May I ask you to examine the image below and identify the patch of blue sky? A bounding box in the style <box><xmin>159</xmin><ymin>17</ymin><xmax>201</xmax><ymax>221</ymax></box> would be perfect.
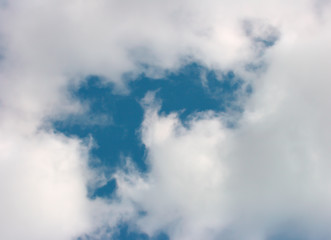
<box><xmin>78</xmin><ymin>224</ymin><xmax>168</xmax><ymax>240</ymax></box>
<box><xmin>54</xmin><ymin>63</ymin><xmax>246</xmax><ymax>198</ymax></box>
<box><xmin>112</xmin><ymin>224</ymin><xmax>169</xmax><ymax>240</ymax></box>
<box><xmin>54</xmin><ymin>76</ymin><xmax>146</xmax><ymax>172</ymax></box>
<box><xmin>132</xmin><ymin>63</ymin><xmax>244</xmax><ymax>121</ymax></box>
<box><xmin>53</xmin><ymin>63</ymin><xmax>249</xmax><ymax>240</ymax></box>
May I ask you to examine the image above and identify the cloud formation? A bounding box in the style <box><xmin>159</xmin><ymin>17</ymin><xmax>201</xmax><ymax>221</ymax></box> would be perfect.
<box><xmin>1</xmin><ymin>0</ymin><xmax>331</xmax><ymax>239</ymax></box>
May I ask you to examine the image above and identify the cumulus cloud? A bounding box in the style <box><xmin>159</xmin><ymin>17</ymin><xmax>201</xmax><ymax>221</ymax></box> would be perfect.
<box><xmin>113</xmin><ymin>77</ymin><xmax>331</xmax><ymax>240</ymax></box>
<box><xmin>1</xmin><ymin>0</ymin><xmax>331</xmax><ymax>239</ymax></box>
<box><xmin>0</xmin><ymin>129</ymin><xmax>91</xmax><ymax>240</ymax></box>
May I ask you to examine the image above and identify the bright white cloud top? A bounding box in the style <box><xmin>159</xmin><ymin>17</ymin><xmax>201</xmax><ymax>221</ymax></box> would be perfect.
<box><xmin>1</xmin><ymin>0</ymin><xmax>331</xmax><ymax>239</ymax></box>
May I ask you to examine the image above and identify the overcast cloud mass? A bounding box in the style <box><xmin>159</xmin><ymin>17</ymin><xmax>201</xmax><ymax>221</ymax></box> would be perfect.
<box><xmin>1</xmin><ymin>0</ymin><xmax>331</xmax><ymax>239</ymax></box>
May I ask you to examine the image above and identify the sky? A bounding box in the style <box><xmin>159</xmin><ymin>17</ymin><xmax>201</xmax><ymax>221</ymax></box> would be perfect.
<box><xmin>1</xmin><ymin>0</ymin><xmax>331</xmax><ymax>240</ymax></box>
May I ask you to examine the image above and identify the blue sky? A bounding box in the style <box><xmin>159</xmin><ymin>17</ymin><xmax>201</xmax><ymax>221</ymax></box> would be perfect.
<box><xmin>1</xmin><ymin>1</ymin><xmax>331</xmax><ymax>240</ymax></box>
<box><xmin>54</xmin><ymin>64</ymin><xmax>244</xmax><ymax>240</ymax></box>
<box><xmin>54</xmin><ymin>64</ymin><xmax>244</xmax><ymax>239</ymax></box>
<box><xmin>54</xmin><ymin>64</ymin><xmax>243</xmax><ymax>173</ymax></box>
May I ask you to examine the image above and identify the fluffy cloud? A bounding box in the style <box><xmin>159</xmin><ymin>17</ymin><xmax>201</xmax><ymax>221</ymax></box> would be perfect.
<box><xmin>112</xmin><ymin>6</ymin><xmax>331</xmax><ymax>239</ymax></box>
<box><xmin>0</xmin><ymin>128</ymin><xmax>91</xmax><ymax>240</ymax></box>
<box><xmin>1</xmin><ymin>0</ymin><xmax>331</xmax><ymax>239</ymax></box>
<box><xmin>114</xmin><ymin>75</ymin><xmax>331</xmax><ymax>239</ymax></box>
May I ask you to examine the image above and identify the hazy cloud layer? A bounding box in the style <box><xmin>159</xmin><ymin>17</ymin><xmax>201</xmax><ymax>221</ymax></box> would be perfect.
<box><xmin>1</xmin><ymin>0</ymin><xmax>331</xmax><ymax>239</ymax></box>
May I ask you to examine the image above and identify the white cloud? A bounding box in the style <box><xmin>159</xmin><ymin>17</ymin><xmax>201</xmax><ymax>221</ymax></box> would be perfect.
<box><xmin>1</xmin><ymin>0</ymin><xmax>331</xmax><ymax>239</ymax></box>
<box><xmin>111</xmin><ymin>7</ymin><xmax>331</xmax><ymax>239</ymax></box>
<box><xmin>114</xmin><ymin>67</ymin><xmax>331</xmax><ymax>238</ymax></box>
<box><xmin>0</xmin><ymin>124</ymin><xmax>92</xmax><ymax>239</ymax></box>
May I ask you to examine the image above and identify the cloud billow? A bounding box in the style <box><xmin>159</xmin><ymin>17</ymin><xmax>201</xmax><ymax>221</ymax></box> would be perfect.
<box><xmin>1</xmin><ymin>0</ymin><xmax>331</xmax><ymax>239</ymax></box>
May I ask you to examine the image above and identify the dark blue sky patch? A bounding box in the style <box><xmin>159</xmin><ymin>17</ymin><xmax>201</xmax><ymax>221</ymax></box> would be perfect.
<box><xmin>77</xmin><ymin>225</ymin><xmax>169</xmax><ymax>240</ymax></box>
<box><xmin>54</xmin><ymin>63</ymin><xmax>246</xmax><ymax>200</ymax></box>
<box><xmin>90</xmin><ymin>178</ymin><xmax>117</xmax><ymax>199</ymax></box>
<box><xmin>131</xmin><ymin>63</ymin><xmax>243</xmax><ymax>121</ymax></box>
<box><xmin>112</xmin><ymin>224</ymin><xmax>169</xmax><ymax>240</ymax></box>
<box><xmin>112</xmin><ymin>224</ymin><xmax>149</xmax><ymax>240</ymax></box>
<box><xmin>54</xmin><ymin>76</ymin><xmax>146</xmax><ymax>171</ymax></box>
<box><xmin>55</xmin><ymin>63</ymin><xmax>248</xmax><ymax>240</ymax></box>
